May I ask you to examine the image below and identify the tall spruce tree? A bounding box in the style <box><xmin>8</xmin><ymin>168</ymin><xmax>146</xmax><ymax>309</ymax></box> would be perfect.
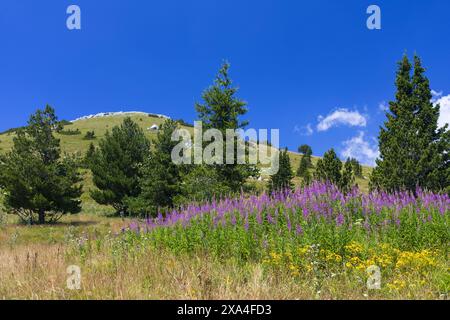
<box><xmin>371</xmin><ymin>54</ymin><xmax>449</xmax><ymax>192</ymax></box>
<box><xmin>349</xmin><ymin>158</ymin><xmax>363</xmax><ymax>178</ymax></box>
<box><xmin>127</xmin><ymin>119</ymin><xmax>183</xmax><ymax>216</ymax></box>
<box><xmin>314</xmin><ymin>148</ymin><xmax>342</xmax><ymax>185</ymax></box>
<box><xmin>195</xmin><ymin>62</ymin><xmax>258</xmax><ymax>192</ymax></box>
<box><xmin>412</xmin><ymin>56</ymin><xmax>449</xmax><ymax>192</ymax></box>
<box><xmin>297</xmin><ymin>144</ymin><xmax>313</xmax><ymax>183</ymax></box>
<box><xmin>89</xmin><ymin>117</ymin><xmax>150</xmax><ymax>213</ymax></box>
<box><xmin>268</xmin><ymin>148</ymin><xmax>294</xmax><ymax>193</ymax></box>
<box><xmin>298</xmin><ymin>144</ymin><xmax>313</xmax><ymax>167</ymax></box>
<box><xmin>0</xmin><ymin>106</ymin><xmax>82</xmax><ymax>224</ymax></box>
<box><xmin>340</xmin><ymin>158</ymin><xmax>355</xmax><ymax>193</ymax></box>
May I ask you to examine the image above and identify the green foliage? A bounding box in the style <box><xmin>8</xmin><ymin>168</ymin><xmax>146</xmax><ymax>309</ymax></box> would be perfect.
<box><xmin>340</xmin><ymin>158</ymin><xmax>356</xmax><ymax>193</ymax></box>
<box><xmin>297</xmin><ymin>144</ymin><xmax>313</xmax><ymax>184</ymax></box>
<box><xmin>83</xmin><ymin>142</ymin><xmax>96</xmax><ymax>168</ymax></box>
<box><xmin>127</xmin><ymin>119</ymin><xmax>183</xmax><ymax>216</ymax></box>
<box><xmin>174</xmin><ymin>165</ymin><xmax>232</xmax><ymax>206</ymax></box>
<box><xmin>58</xmin><ymin>120</ymin><xmax>73</xmax><ymax>127</ymax></box>
<box><xmin>89</xmin><ymin>117</ymin><xmax>150</xmax><ymax>213</ymax></box>
<box><xmin>371</xmin><ymin>55</ymin><xmax>449</xmax><ymax>193</ymax></box>
<box><xmin>83</xmin><ymin>130</ymin><xmax>96</xmax><ymax>140</ymax></box>
<box><xmin>58</xmin><ymin>128</ymin><xmax>81</xmax><ymax>136</ymax></box>
<box><xmin>314</xmin><ymin>149</ymin><xmax>342</xmax><ymax>186</ymax></box>
<box><xmin>174</xmin><ymin>119</ymin><xmax>194</xmax><ymax>128</ymax></box>
<box><xmin>349</xmin><ymin>158</ymin><xmax>363</xmax><ymax>178</ymax></box>
<box><xmin>0</xmin><ymin>105</ymin><xmax>82</xmax><ymax>224</ymax></box>
<box><xmin>268</xmin><ymin>148</ymin><xmax>294</xmax><ymax>193</ymax></box>
<box><xmin>195</xmin><ymin>61</ymin><xmax>258</xmax><ymax>192</ymax></box>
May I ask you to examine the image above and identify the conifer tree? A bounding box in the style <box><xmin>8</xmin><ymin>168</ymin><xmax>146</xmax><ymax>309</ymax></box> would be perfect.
<box><xmin>0</xmin><ymin>106</ymin><xmax>82</xmax><ymax>224</ymax></box>
<box><xmin>349</xmin><ymin>158</ymin><xmax>363</xmax><ymax>178</ymax></box>
<box><xmin>340</xmin><ymin>158</ymin><xmax>355</xmax><ymax>193</ymax></box>
<box><xmin>83</xmin><ymin>142</ymin><xmax>96</xmax><ymax>168</ymax></box>
<box><xmin>298</xmin><ymin>144</ymin><xmax>313</xmax><ymax>167</ymax></box>
<box><xmin>89</xmin><ymin>117</ymin><xmax>150</xmax><ymax>213</ymax></box>
<box><xmin>297</xmin><ymin>144</ymin><xmax>313</xmax><ymax>183</ymax></box>
<box><xmin>371</xmin><ymin>55</ymin><xmax>449</xmax><ymax>192</ymax></box>
<box><xmin>195</xmin><ymin>62</ymin><xmax>258</xmax><ymax>192</ymax></box>
<box><xmin>127</xmin><ymin>119</ymin><xmax>183</xmax><ymax>216</ymax></box>
<box><xmin>268</xmin><ymin>148</ymin><xmax>294</xmax><ymax>193</ymax></box>
<box><xmin>314</xmin><ymin>148</ymin><xmax>342</xmax><ymax>185</ymax></box>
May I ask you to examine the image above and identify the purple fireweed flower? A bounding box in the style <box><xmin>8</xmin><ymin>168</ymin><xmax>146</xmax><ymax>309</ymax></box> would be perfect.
<box><xmin>267</xmin><ymin>212</ymin><xmax>275</xmax><ymax>224</ymax></box>
<box><xmin>302</xmin><ymin>207</ymin><xmax>310</xmax><ymax>219</ymax></box>
<box><xmin>296</xmin><ymin>225</ymin><xmax>303</xmax><ymax>236</ymax></box>
<box><xmin>231</xmin><ymin>214</ymin><xmax>237</xmax><ymax>226</ymax></box>
<box><xmin>336</xmin><ymin>214</ymin><xmax>344</xmax><ymax>226</ymax></box>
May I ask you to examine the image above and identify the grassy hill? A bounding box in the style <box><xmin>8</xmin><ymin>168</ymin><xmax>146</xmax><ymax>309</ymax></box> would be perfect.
<box><xmin>0</xmin><ymin>112</ymin><xmax>372</xmax><ymax>216</ymax></box>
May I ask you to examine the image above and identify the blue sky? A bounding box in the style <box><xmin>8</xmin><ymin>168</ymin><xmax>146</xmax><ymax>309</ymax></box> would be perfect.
<box><xmin>1</xmin><ymin>0</ymin><xmax>449</xmax><ymax>165</ymax></box>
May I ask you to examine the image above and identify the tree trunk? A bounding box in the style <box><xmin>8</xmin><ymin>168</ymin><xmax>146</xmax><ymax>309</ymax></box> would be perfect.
<box><xmin>38</xmin><ymin>209</ymin><xmax>45</xmax><ymax>224</ymax></box>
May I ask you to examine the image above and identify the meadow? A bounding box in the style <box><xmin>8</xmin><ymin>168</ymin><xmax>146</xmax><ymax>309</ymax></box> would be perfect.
<box><xmin>0</xmin><ymin>114</ymin><xmax>447</xmax><ymax>300</ymax></box>
<box><xmin>1</xmin><ymin>181</ymin><xmax>448</xmax><ymax>299</ymax></box>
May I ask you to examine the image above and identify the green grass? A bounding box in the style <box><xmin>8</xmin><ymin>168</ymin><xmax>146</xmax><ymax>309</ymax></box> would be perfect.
<box><xmin>0</xmin><ymin>112</ymin><xmax>373</xmax><ymax>196</ymax></box>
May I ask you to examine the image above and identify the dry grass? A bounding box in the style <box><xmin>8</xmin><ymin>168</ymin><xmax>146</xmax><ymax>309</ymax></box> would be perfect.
<box><xmin>1</xmin><ymin>239</ymin><xmax>443</xmax><ymax>300</ymax></box>
<box><xmin>0</xmin><ymin>243</ymin><xmax>365</xmax><ymax>300</ymax></box>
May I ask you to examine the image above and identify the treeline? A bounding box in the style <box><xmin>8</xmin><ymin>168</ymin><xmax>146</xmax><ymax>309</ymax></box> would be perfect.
<box><xmin>0</xmin><ymin>62</ymin><xmax>258</xmax><ymax>223</ymax></box>
<box><xmin>267</xmin><ymin>54</ymin><xmax>449</xmax><ymax>196</ymax></box>
<box><xmin>0</xmin><ymin>55</ymin><xmax>448</xmax><ymax>224</ymax></box>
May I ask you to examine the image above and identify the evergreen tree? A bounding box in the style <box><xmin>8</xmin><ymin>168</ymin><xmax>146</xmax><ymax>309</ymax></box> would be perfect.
<box><xmin>195</xmin><ymin>62</ymin><xmax>258</xmax><ymax>192</ymax></box>
<box><xmin>371</xmin><ymin>54</ymin><xmax>449</xmax><ymax>192</ymax></box>
<box><xmin>268</xmin><ymin>148</ymin><xmax>294</xmax><ymax>193</ymax></box>
<box><xmin>349</xmin><ymin>158</ymin><xmax>363</xmax><ymax>178</ymax></box>
<box><xmin>83</xmin><ymin>142</ymin><xmax>96</xmax><ymax>168</ymax></box>
<box><xmin>0</xmin><ymin>106</ymin><xmax>82</xmax><ymax>224</ymax></box>
<box><xmin>412</xmin><ymin>56</ymin><xmax>449</xmax><ymax>192</ymax></box>
<box><xmin>297</xmin><ymin>144</ymin><xmax>313</xmax><ymax>184</ymax></box>
<box><xmin>127</xmin><ymin>119</ymin><xmax>183</xmax><ymax>216</ymax></box>
<box><xmin>174</xmin><ymin>165</ymin><xmax>232</xmax><ymax>205</ymax></box>
<box><xmin>340</xmin><ymin>158</ymin><xmax>355</xmax><ymax>193</ymax></box>
<box><xmin>298</xmin><ymin>144</ymin><xmax>313</xmax><ymax>167</ymax></box>
<box><xmin>89</xmin><ymin>117</ymin><xmax>150</xmax><ymax>213</ymax></box>
<box><xmin>314</xmin><ymin>148</ymin><xmax>342</xmax><ymax>185</ymax></box>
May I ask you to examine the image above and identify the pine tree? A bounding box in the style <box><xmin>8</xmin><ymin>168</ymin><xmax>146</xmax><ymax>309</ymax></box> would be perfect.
<box><xmin>298</xmin><ymin>144</ymin><xmax>313</xmax><ymax>167</ymax></box>
<box><xmin>296</xmin><ymin>157</ymin><xmax>309</xmax><ymax>177</ymax></box>
<box><xmin>314</xmin><ymin>148</ymin><xmax>342</xmax><ymax>185</ymax></box>
<box><xmin>340</xmin><ymin>158</ymin><xmax>355</xmax><ymax>193</ymax></box>
<box><xmin>83</xmin><ymin>142</ymin><xmax>96</xmax><ymax>168</ymax></box>
<box><xmin>371</xmin><ymin>54</ymin><xmax>449</xmax><ymax>192</ymax></box>
<box><xmin>89</xmin><ymin>117</ymin><xmax>150</xmax><ymax>213</ymax></box>
<box><xmin>0</xmin><ymin>106</ymin><xmax>82</xmax><ymax>224</ymax></box>
<box><xmin>349</xmin><ymin>158</ymin><xmax>363</xmax><ymax>178</ymax></box>
<box><xmin>412</xmin><ymin>56</ymin><xmax>449</xmax><ymax>192</ymax></box>
<box><xmin>268</xmin><ymin>148</ymin><xmax>294</xmax><ymax>193</ymax></box>
<box><xmin>297</xmin><ymin>144</ymin><xmax>313</xmax><ymax>184</ymax></box>
<box><xmin>127</xmin><ymin>119</ymin><xmax>183</xmax><ymax>216</ymax></box>
<box><xmin>195</xmin><ymin>62</ymin><xmax>258</xmax><ymax>192</ymax></box>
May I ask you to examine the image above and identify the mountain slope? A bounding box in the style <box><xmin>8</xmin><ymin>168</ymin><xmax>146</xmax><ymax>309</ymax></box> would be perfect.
<box><xmin>0</xmin><ymin>112</ymin><xmax>372</xmax><ymax>192</ymax></box>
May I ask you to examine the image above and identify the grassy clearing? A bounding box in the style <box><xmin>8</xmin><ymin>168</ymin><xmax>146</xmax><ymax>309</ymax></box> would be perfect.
<box><xmin>0</xmin><ymin>113</ymin><xmax>373</xmax><ymax>193</ymax></box>
<box><xmin>1</xmin><ymin>182</ymin><xmax>447</xmax><ymax>300</ymax></box>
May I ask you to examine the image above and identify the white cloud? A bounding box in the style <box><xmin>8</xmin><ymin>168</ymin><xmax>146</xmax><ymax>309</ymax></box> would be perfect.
<box><xmin>341</xmin><ymin>131</ymin><xmax>379</xmax><ymax>166</ymax></box>
<box><xmin>317</xmin><ymin>108</ymin><xmax>367</xmax><ymax>132</ymax></box>
<box><xmin>434</xmin><ymin>94</ymin><xmax>450</xmax><ymax>129</ymax></box>
<box><xmin>294</xmin><ymin>123</ymin><xmax>313</xmax><ymax>136</ymax></box>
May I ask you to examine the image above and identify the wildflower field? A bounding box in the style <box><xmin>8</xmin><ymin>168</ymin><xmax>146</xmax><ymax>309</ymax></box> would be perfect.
<box><xmin>69</xmin><ymin>182</ymin><xmax>449</xmax><ymax>299</ymax></box>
